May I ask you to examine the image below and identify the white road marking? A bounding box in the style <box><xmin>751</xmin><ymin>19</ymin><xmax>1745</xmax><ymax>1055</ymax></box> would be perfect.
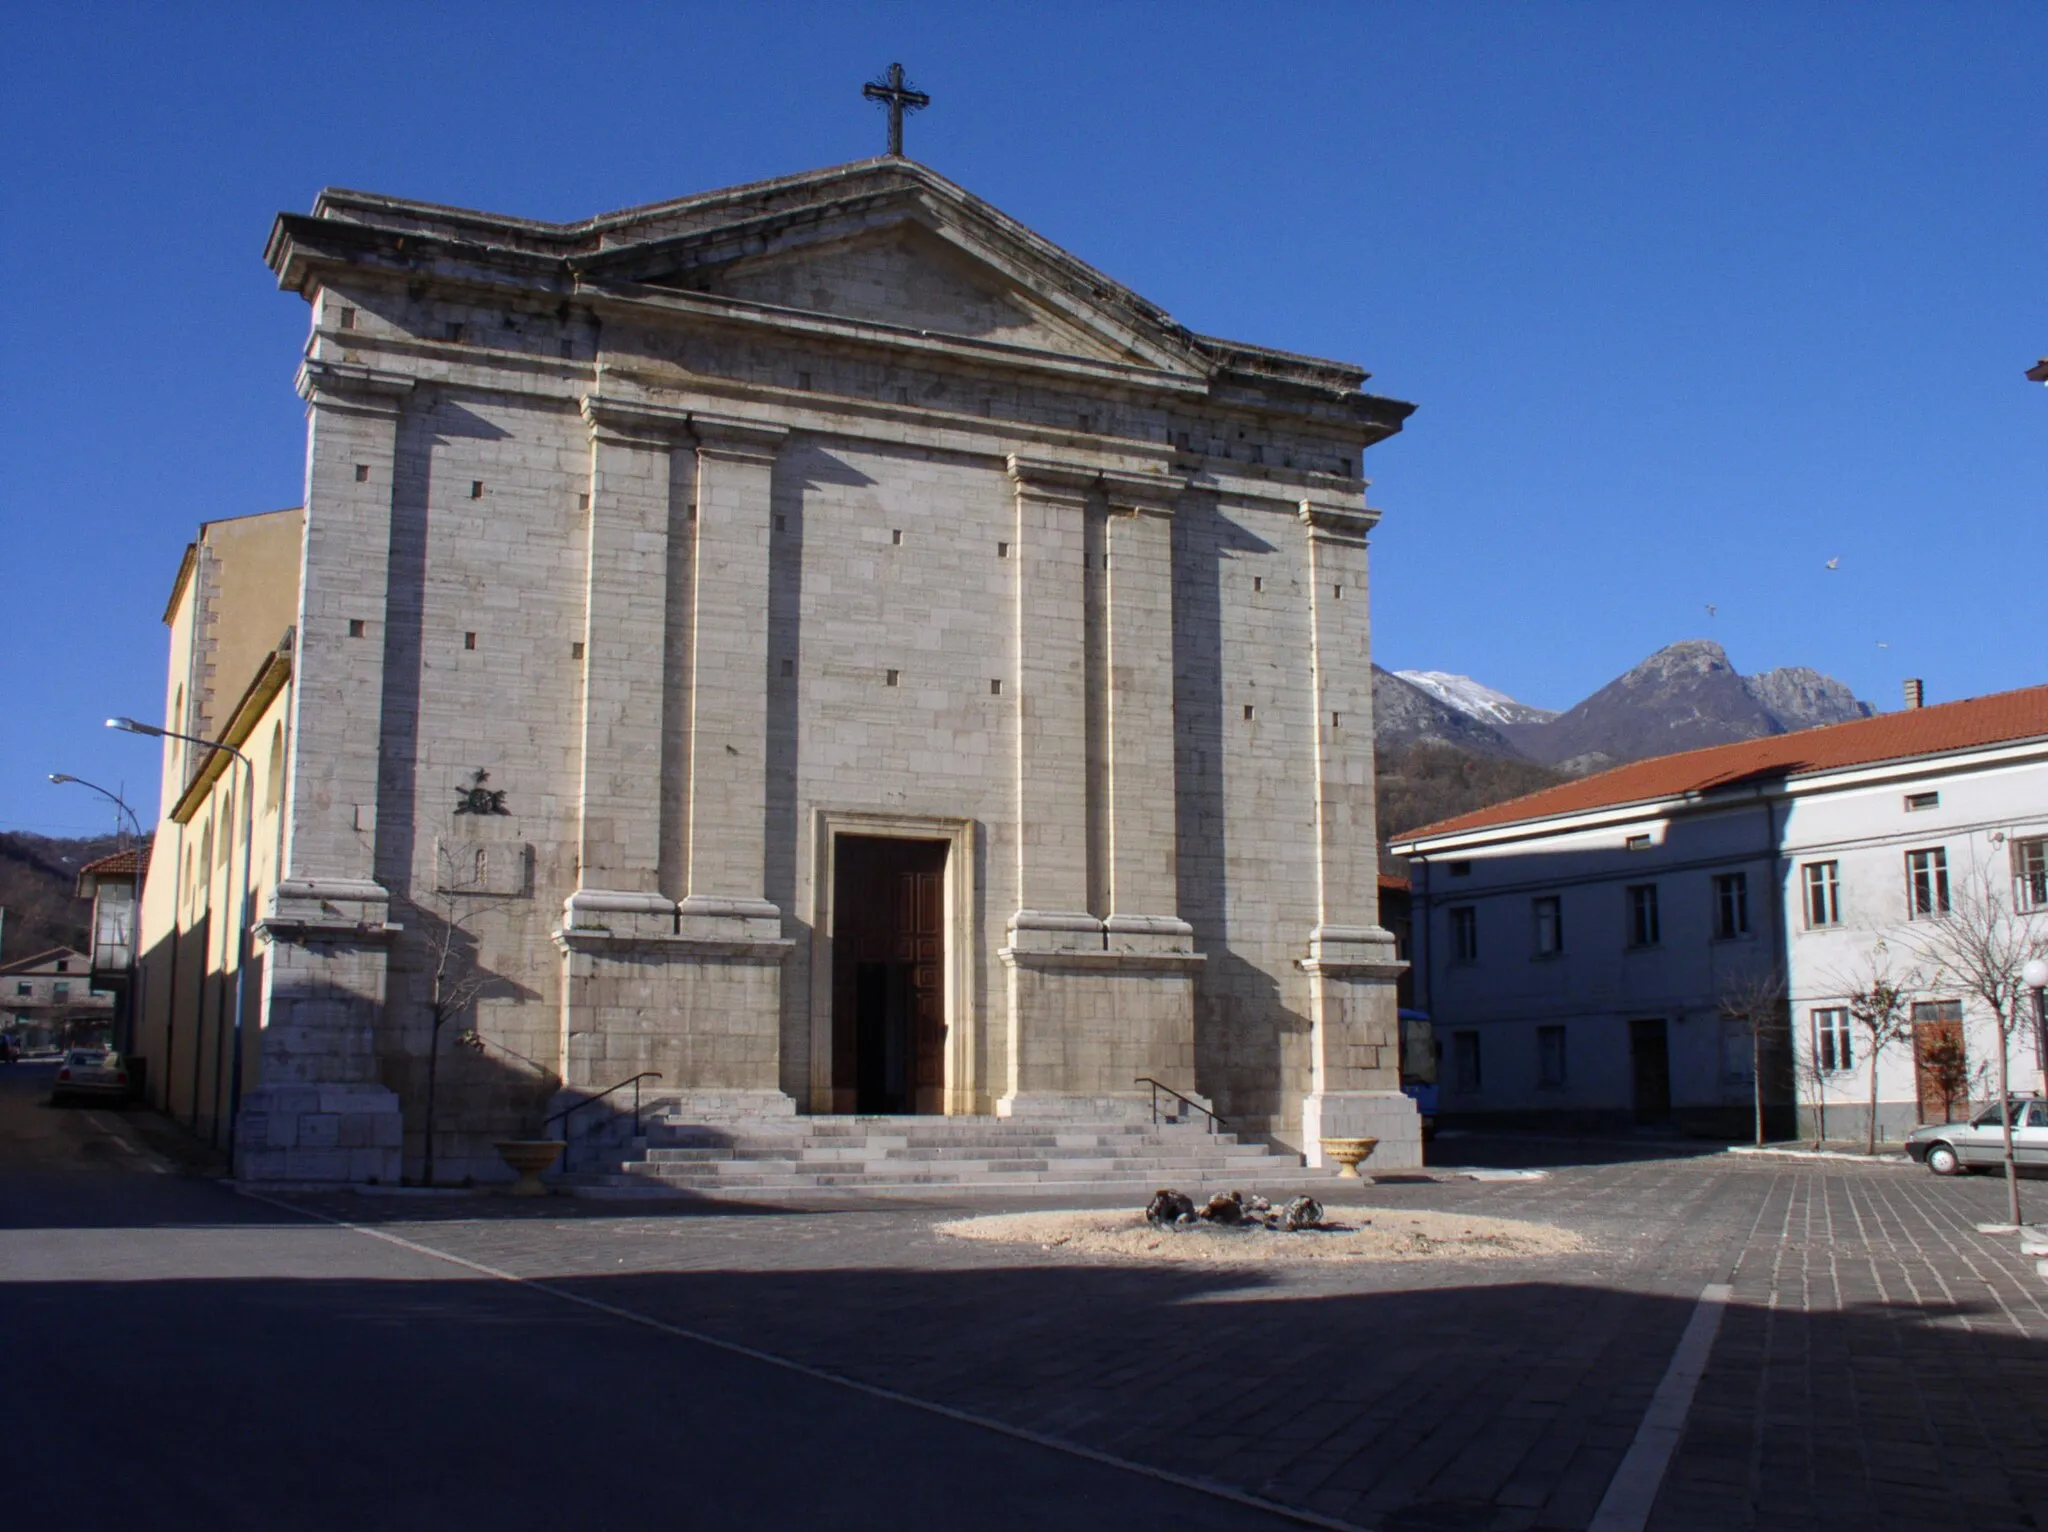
<box><xmin>244</xmin><ymin>1191</ymin><xmax>1360</xmax><ymax>1531</ymax></box>
<box><xmin>1586</xmin><ymin>1282</ymin><xmax>1732</xmax><ymax>1532</ymax></box>
<box><xmin>82</xmin><ymin>1110</ymin><xmax>172</xmax><ymax>1173</ymax></box>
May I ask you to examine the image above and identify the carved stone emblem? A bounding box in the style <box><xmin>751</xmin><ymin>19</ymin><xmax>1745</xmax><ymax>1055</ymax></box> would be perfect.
<box><xmin>453</xmin><ymin>768</ymin><xmax>509</xmax><ymax>817</ymax></box>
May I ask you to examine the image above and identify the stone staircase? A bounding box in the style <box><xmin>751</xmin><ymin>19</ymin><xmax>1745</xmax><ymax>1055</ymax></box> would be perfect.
<box><xmin>573</xmin><ymin>1112</ymin><xmax>1308</xmax><ymax>1200</ymax></box>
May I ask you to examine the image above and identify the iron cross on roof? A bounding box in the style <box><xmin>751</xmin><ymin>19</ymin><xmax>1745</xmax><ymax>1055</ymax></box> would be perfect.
<box><xmin>863</xmin><ymin>62</ymin><xmax>929</xmax><ymax>158</ymax></box>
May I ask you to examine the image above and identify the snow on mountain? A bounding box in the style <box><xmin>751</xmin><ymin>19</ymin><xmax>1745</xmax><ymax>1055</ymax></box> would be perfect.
<box><xmin>1393</xmin><ymin>671</ymin><xmax>1560</xmax><ymax>728</ymax></box>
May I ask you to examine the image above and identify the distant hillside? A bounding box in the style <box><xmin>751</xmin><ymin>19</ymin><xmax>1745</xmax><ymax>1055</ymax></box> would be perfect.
<box><xmin>0</xmin><ymin>832</ymin><xmax>119</xmax><ymax>964</ymax></box>
<box><xmin>1376</xmin><ymin>744</ymin><xmax>1567</xmax><ymax>869</ymax></box>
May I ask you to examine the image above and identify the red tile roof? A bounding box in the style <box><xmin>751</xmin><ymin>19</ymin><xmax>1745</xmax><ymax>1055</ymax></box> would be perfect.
<box><xmin>1395</xmin><ymin>683</ymin><xmax>2048</xmax><ymax>844</ymax></box>
<box><xmin>77</xmin><ymin>847</ymin><xmax>151</xmax><ymax>881</ymax></box>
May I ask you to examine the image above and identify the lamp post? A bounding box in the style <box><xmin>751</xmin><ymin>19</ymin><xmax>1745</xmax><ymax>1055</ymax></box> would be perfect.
<box><xmin>47</xmin><ymin>774</ymin><xmax>145</xmax><ymax>1054</ymax></box>
<box><xmin>107</xmin><ymin>717</ymin><xmax>254</xmax><ymax>1161</ymax></box>
<box><xmin>2024</xmin><ymin>958</ymin><xmax>2048</xmax><ymax>1097</ymax></box>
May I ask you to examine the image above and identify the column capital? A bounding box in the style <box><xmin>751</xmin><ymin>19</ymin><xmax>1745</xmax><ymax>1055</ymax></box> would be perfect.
<box><xmin>580</xmin><ymin>392</ymin><xmax>692</xmax><ymax>447</ymax></box>
<box><xmin>1100</xmin><ymin>467</ymin><xmax>1183</xmax><ymax>517</ymax></box>
<box><xmin>691</xmin><ymin>412</ymin><xmax>789</xmax><ymax>463</ymax></box>
<box><xmin>296</xmin><ymin>360</ymin><xmax>414</xmax><ymax>414</ymax></box>
<box><xmin>1006</xmin><ymin>453</ymin><xmax>1095</xmax><ymax>504</ymax></box>
<box><xmin>1298</xmin><ymin>500</ymin><xmax>1379</xmax><ymax>545</ymax></box>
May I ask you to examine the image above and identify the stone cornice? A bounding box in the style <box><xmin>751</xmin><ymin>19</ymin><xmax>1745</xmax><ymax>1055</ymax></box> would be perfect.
<box><xmin>690</xmin><ymin>412</ymin><xmax>790</xmax><ymax>460</ymax></box>
<box><xmin>579</xmin><ymin>392</ymin><xmax>693</xmax><ymax>446</ymax></box>
<box><xmin>1298</xmin><ymin>500</ymin><xmax>1380</xmax><ymax>545</ymax></box>
<box><xmin>296</xmin><ymin>359</ymin><xmax>415</xmax><ymax>413</ymax></box>
<box><xmin>1099</xmin><ymin>467</ymin><xmax>1184</xmax><ymax>516</ymax></box>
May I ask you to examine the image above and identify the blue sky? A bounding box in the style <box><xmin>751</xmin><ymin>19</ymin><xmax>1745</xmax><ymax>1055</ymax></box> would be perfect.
<box><xmin>2</xmin><ymin>2</ymin><xmax>2042</xmax><ymax>836</ymax></box>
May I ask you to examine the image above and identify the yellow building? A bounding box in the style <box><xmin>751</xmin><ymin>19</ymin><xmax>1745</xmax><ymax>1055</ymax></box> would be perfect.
<box><xmin>132</xmin><ymin>508</ymin><xmax>302</xmax><ymax>1150</ymax></box>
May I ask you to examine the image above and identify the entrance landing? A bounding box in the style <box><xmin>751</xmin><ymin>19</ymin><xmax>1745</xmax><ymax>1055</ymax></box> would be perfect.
<box><xmin>602</xmin><ymin>1112</ymin><xmax>1305</xmax><ymax>1199</ymax></box>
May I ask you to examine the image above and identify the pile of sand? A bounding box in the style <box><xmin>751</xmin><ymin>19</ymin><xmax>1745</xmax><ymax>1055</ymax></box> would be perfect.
<box><xmin>934</xmin><ymin>1206</ymin><xmax>1584</xmax><ymax>1264</ymax></box>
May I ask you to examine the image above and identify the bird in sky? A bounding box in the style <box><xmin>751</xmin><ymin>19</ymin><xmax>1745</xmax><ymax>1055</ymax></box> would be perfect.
<box><xmin>1825</xmin><ymin>557</ymin><xmax>1840</xmax><ymax>570</ymax></box>
<box><xmin>1705</xmin><ymin>604</ymin><xmax>1717</xmax><ymax>618</ymax></box>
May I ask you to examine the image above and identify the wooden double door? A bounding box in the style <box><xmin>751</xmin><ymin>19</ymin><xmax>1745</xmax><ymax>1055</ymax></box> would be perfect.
<box><xmin>831</xmin><ymin>836</ymin><xmax>948</xmax><ymax>1114</ymax></box>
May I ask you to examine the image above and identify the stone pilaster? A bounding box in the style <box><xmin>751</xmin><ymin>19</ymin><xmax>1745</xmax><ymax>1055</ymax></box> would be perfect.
<box><xmin>1295</xmin><ymin>500</ymin><xmax>1418</xmax><ymax>1169</ymax></box>
<box><xmin>1003</xmin><ymin>455</ymin><xmax>1096</xmax><ymax>950</ymax></box>
<box><xmin>1100</xmin><ymin>469</ymin><xmax>1192</xmax><ymax>958</ymax></box>
<box><xmin>237</xmin><ymin>360</ymin><xmax>410</xmax><ymax>1184</ymax></box>
<box><xmin>552</xmin><ymin>406</ymin><xmax>791</xmax><ymax>1120</ymax></box>
<box><xmin>998</xmin><ymin>459</ymin><xmax>1201</xmax><ymax>1118</ymax></box>
<box><xmin>682</xmin><ymin>414</ymin><xmax>787</xmax><ymax>932</ymax></box>
<box><xmin>571</xmin><ymin>395</ymin><xmax>683</xmax><ymax>933</ymax></box>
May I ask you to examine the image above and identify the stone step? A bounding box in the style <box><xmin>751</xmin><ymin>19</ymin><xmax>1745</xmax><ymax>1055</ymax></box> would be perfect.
<box><xmin>608</xmin><ymin>1167</ymin><xmax>1321</xmax><ymax>1197</ymax></box>
<box><xmin>630</xmin><ymin>1151</ymin><xmax>1287</xmax><ymax>1179</ymax></box>
<box><xmin>643</xmin><ymin>1146</ymin><xmax>1277</xmax><ymax>1163</ymax></box>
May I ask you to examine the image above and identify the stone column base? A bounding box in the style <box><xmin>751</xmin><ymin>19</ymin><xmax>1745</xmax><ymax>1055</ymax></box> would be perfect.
<box><xmin>1301</xmin><ymin>1090</ymin><xmax>1423</xmax><ymax>1172</ymax></box>
<box><xmin>234</xmin><ymin>1082</ymin><xmax>404</xmax><ymax>1185</ymax></box>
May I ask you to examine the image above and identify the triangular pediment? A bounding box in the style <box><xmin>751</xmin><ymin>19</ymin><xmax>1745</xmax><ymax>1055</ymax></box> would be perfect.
<box><xmin>693</xmin><ymin>222</ymin><xmax>1137</xmax><ymax>364</ymax></box>
<box><xmin>568</xmin><ymin>161</ymin><xmax>1211</xmax><ymax>376</ymax></box>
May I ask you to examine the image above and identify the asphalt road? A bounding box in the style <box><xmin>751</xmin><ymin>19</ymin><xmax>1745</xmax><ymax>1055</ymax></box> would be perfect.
<box><xmin>0</xmin><ymin>1063</ymin><xmax>1303</xmax><ymax>1532</ymax></box>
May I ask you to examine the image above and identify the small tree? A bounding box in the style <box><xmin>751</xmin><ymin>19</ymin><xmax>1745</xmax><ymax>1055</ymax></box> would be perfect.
<box><xmin>1903</xmin><ymin>855</ymin><xmax>2048</xmax><ymax>1228</ymax></box>
<box><xmin>412</xmin><ymin>840</ymin><xmax>519</xmax><ymax>1187</ymax></box>
<box><xmin>1832</xmin><ymin>948</ymin><xmax>1921</xmax><ymax>1156</ymax></box>
<box><xmin>1718</xmin><ymin>965</ymin><xmax>1788</xmax><ymax>1146</ymax></box>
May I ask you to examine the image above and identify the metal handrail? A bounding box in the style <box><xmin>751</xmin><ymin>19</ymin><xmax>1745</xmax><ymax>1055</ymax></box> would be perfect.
<box><xmin>542</xmin><ymin>1070</ymin><xmax>663</xmax><ymax>1145</ymax></box>
<box><xmin>1134</xmin><ymin>1076</ymin><xmax>1227</xmax><ymax>1133</ymax></box>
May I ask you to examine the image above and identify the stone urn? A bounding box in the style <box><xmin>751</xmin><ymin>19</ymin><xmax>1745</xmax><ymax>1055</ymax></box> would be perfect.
<box><xmin>1319</xmin><ymin>1136</ymin><xmax>1380</xmax><ymax>1180</ymax></box>
<box><xmin>494</xmin><ymin>1139</ymin><xmax>565</xmax><ymax>1197</ymax></box>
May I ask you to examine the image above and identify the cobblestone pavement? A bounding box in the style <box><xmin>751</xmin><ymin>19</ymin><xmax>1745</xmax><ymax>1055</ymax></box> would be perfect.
<box><xmin>274</xmin><ymin>1150</ymin><xmax>2048</xmax><ymax>1532</ymax></box>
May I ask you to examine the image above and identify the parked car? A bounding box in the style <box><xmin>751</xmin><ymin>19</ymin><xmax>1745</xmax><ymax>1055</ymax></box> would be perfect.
<box><xmin>49</xmin><ymin>1048</ymin><xmax>131</xmax><ymax>1105</ymax></box>
<box><xmin>1904</xmin><ymin>1098</ymin><xmax>2048</xmax><ymax>1175</ymax></box>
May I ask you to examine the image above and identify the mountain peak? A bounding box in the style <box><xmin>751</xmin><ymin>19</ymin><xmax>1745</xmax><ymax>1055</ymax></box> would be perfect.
<box><xmin>1393</xmin><ymin>670</ymin><xmax>1560</xmax><ymax>728</ymax></box>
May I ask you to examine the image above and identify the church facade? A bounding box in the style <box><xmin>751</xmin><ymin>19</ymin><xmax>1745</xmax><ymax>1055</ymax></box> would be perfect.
<box><xmin>176</xmin><ymin>157</ymin><xmax>1419</xmax><ymax>1183</ymax></box>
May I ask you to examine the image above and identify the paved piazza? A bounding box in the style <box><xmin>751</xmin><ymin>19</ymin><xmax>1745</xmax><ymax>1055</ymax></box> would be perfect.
<box><xmin>5</xmin><ymin>1064</ymin><xmax>2046</xmax><ymax>1531</ymax></box>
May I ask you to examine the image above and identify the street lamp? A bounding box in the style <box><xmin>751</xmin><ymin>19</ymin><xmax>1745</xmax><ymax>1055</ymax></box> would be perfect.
<box><xmin>47</xmin><ymin>773</ymin><xmax>146</xmax><ymax>1054</ymax></box>
<box><xmin>107</xmin><ymin>716</ymin><xmax>255</xmax><ymax>1160</ymax></box>
<box><xmin>2024</xmin><ymin>957</ymin><xmax>2048</xmax><ymax>1096</ymax></box>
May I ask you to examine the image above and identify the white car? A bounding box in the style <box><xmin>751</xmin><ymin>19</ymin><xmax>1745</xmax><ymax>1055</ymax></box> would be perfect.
<box><xmin>49</xmin><ymin>1048</ymin><xmax>132</xmax><ymax>1105</ymax></box>
<box><xmin>1904</xmin><ymin>1098</ymin><xmax>2048</xmax><ymax>1175</ymax></box>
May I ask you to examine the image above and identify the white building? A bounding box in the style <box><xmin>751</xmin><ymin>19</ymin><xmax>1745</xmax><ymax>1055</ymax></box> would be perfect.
<box><xmin>1389</xmin><ymin>684</ymin><xmax>2048</xmax><ymax>1141</ymax></box>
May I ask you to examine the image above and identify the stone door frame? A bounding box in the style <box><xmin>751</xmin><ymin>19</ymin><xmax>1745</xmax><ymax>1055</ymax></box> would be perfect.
<box><xmin>808</xmin><ymin>811</ymin><xmax>981</xmax><ymax>1115</ymax></box>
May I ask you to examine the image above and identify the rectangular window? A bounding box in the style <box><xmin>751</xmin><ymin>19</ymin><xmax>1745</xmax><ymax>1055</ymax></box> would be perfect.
<box><xmin>1907</xmin><ymin>847</ymin><xmax>1950</xmax><ymax>918</ymax></box>
<box><xmin>1802</xmin><ymin>861</ymin><xmax>1840</xmax><ymax>928</ymax></box>
<box><xmin>14</xmin><ymin>982</ymin><xmax>29</xmax><ymax>997</ymax></box>
<box><xmin>1905</xmin><ymin>791</ymin><xmax>1940</xmax><ymax>811</ymax></box>
<box><xmin>52</xmin><ymin>984</ymin><xmax>69</xmax><ymax>1002</ymax></box>
<box><xmin>1449</xmin><ymin>906</ymin><xmax>1478</xmax><ymax>964</ymax></box>
<box><xmin>1713</xmin><ymin>873</ymin><xmax>1750</xmax><ymax>939</ymax></box>
<box><xmin>1813</xmin><ymin>1007</ymin><xmax>1854</xmax><ymax>1074</ymax></box>
<box><xmin>2014</xmin><ymin>837</ymin><xmax>2048</xmax><ymax>913</ymax></box>
<box><xmin>1532</xmin><ymin>896</ymin><xmax>1563</xmax><ymax>957</ymax></box>
<box><xmin>1537</xmin><ymin>1025</ymin><xmax>1568</xmax><ymax>1087</ymax></box>
<box><xmin>1626</xmin><ymin>884</ymin><xmax>1660</xmax><ymax>948</ymax></box>
<box><xmin>1452</xmin><ymin>1030</ymin><xmax>1482</xmax><ymax>1092</ymax></box>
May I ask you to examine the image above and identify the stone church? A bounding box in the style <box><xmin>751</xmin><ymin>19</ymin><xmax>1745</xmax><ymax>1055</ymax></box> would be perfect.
<box><xmin>150</xmin><ymin>152</ymin><xmax>1421</xmax><ymax>1184</ymax></box>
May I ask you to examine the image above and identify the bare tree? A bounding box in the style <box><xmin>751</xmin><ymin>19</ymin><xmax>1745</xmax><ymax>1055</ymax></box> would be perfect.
<box><xmin>1903</xmin><ymin>854</ymin><xmax>2048</xmax><ymax>1228</ymax></box>
<box><xmin>411</xmin><ymin>842</ymin><xmax>521</xmax><ymax>1187</ymax></box>
<box><xmin>1718</xmin><ymin>965</ymin><xmax>1788</xmax><ymax>1146</ymax></box>
<box><xmin>1830</xmin><ymin>947</ymin><xmax>1922</xmax><ymax>1156</ymax></box>
<box><xmin>1791</xmin><ymin>1028</ymin><xmax>1830</xmax><ymax>1148</ymax></box>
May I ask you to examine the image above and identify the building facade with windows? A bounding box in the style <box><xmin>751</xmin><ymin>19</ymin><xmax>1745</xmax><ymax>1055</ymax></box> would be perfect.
<box><xmin>1</xmin><ymin>947</ymin><xmax>116</xmax><ymax>1050</ymax></box>
<box><xmin>1390</xmin><ymin>684</ymin><xmax>2048</xmax><ymax>1140</ymax></box>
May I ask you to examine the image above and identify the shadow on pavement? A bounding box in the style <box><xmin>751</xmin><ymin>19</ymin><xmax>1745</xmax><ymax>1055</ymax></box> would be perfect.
<box><xmin>5</xmin><ymin>1251</ymin><xmax>2044</xmax><ymax>1532</ymax></box>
